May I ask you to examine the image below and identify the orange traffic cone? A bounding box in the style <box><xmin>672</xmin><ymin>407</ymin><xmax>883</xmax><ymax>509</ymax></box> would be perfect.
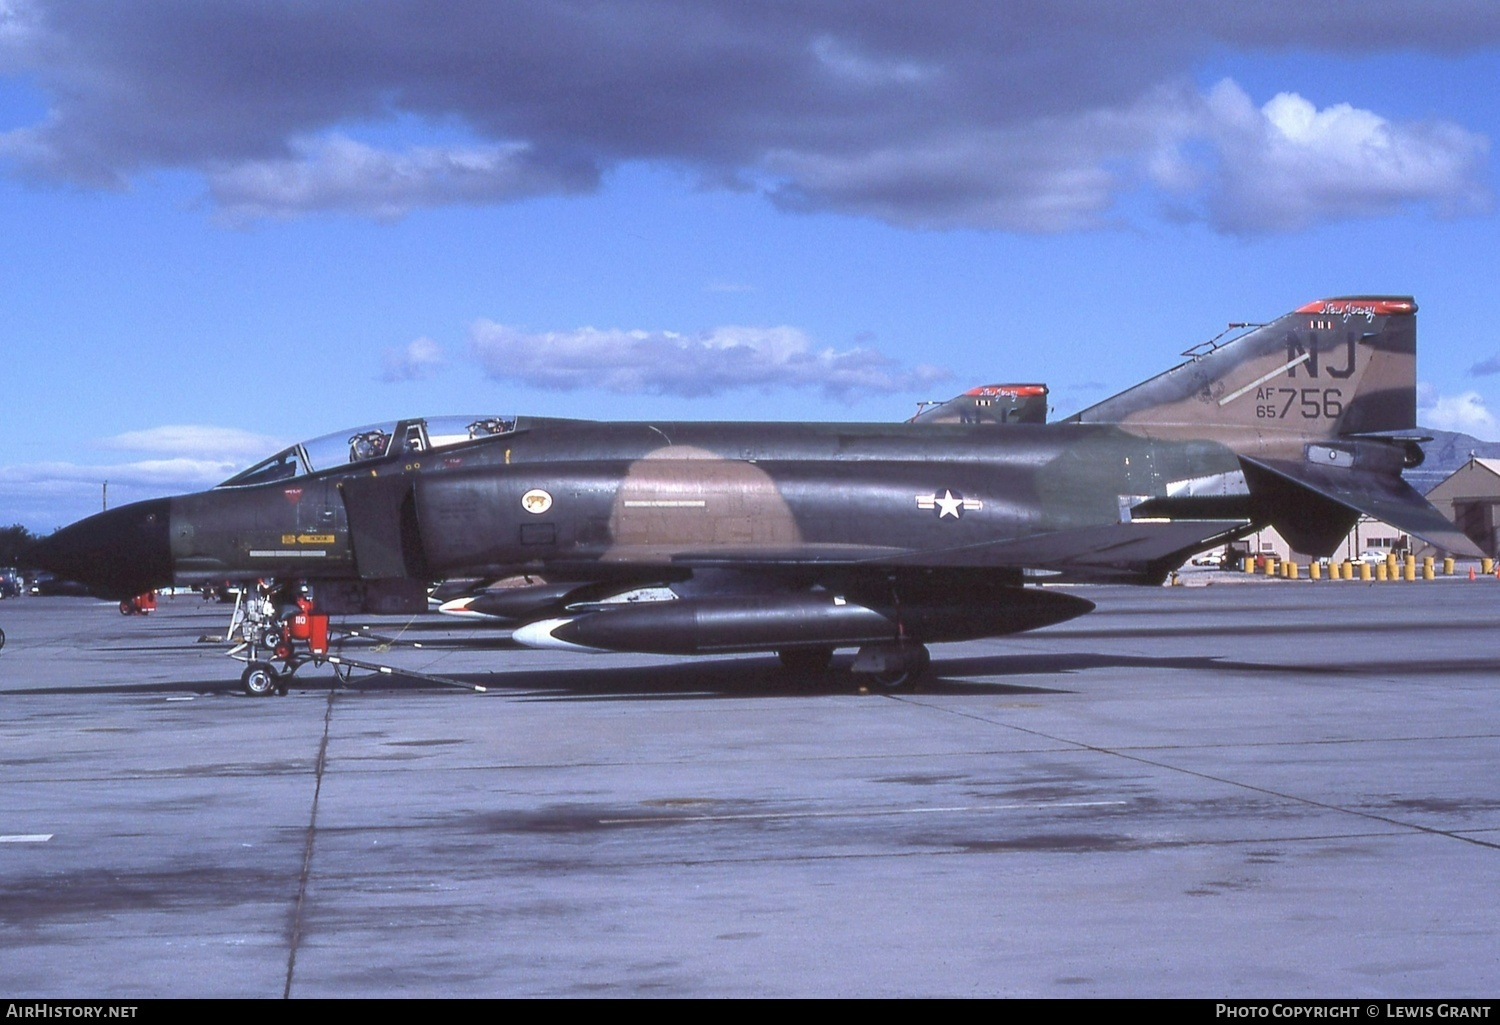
<box><xmin>1469</xmin><ymin>567</ymin><xmax>1477</xmax><ymax>581</ymax></box>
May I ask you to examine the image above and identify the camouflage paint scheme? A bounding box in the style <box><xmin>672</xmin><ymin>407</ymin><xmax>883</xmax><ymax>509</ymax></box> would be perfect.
<box><xmin>33</xmin><ymin>297</ymin><xmax>1477</xmax><ymax>678</ymax></box>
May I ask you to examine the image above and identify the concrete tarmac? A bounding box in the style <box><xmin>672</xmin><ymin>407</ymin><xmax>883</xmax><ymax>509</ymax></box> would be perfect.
<box><xmin>2</xmin><ymin>579</ymin><xmax>1499</xmax><ymax>997</ymax></box>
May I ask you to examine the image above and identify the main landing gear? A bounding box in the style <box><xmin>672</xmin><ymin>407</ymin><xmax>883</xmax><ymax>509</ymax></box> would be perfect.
<box><xmin>777</xmin><ymin>642</ymin><xmax>932</xmax><ymax>691</ymax></box>
<box><xmin>850</xmin><ymin>642</ymin><xmax>931</xmax><ymax>692</ymax></box>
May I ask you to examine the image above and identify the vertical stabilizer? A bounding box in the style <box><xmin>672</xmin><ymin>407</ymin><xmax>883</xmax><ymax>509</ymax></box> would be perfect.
<box><xmin>1066</xmin><ymin>297</ymin><xmax>1417</xmax><ymax>438</ymax></box>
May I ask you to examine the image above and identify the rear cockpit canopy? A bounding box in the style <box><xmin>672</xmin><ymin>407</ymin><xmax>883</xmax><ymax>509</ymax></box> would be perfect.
<box><xmin>217</xmin><ymin>415</ymin><xmax>517</xmax><ymax>488</ymax></box>
<box><xmin>909</xmin><ymin>384</ymin><xmax>1048</xmax><ymax>425</ymax></box>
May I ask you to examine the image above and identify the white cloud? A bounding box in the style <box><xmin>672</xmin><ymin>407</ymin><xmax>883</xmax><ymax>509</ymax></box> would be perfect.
<box><xmin>101</xmin><ymin>424</ymin><xmax>286</xmax><ymax>462</ymax></box>
<box><xmin>766</xmin><ymin>84</ymin><xmax>1201</xmax><ymax>232</ymax></box>
<box><xmin>0</xmin><ymin>422</ymin><xmax>286</xmax><ymax>528</ymax></box>
<box><xmin>207</xmin><ymin>135</ymin><xmax>595</xmax><ymax>223</ymax></box>
<box><xmin>1419</xmin><ymin>389</ymin><xmax>1497</xmax><ymax>437</ymax></box>
<box><xmin>469</xmin><ymin>322</ymin><xmax>950</xmax><ymax>400</ymax></box>
<box><xmin>810</xmin><ymin>35</ymin><xmax>934</xmax><ymax>86</ymax></box>
<box><xmin>0</xmin><ymin>457</ymin><xmax>240</xmax><ymax>491</ymax></box>
<box><xmin>1191</xmin><ymin>81</ymin><xmax>1490</xmax><ymax>232</ymax></box>
<box><xmin>381</xmin><ymin>336</ymin><xmax>444</xmax><ymax>383</ymax></box>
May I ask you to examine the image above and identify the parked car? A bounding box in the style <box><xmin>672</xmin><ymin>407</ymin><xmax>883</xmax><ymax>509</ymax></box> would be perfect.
<box><xmin>28</xmin><ymin>572</ymin><xmax>94</xmax><ymax>597</ymax></box>
<box><xmin>0</xmin><ymin>567</ymin><xmax>22</xmax><ymax>598</ymax></box>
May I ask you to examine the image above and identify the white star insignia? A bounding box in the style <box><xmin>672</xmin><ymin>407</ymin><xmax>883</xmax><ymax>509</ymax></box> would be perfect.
<box><xmin>915</xmin><ymin>489</ymin><xmax>982</xmax><ymax>519</ymax></box>
<box><xmin>933</xmin><ymin>489</ymin><xmax>965</xmax><ymax>518</ymax></box>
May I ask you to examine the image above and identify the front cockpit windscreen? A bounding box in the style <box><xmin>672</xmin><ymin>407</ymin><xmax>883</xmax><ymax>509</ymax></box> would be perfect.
<box><xmin>217</xmin><ymin>415</ymin><xmax>517</xmax><ymax>488</ymax></box>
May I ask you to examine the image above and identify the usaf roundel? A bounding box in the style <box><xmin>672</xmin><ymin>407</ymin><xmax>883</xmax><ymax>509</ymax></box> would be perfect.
<box><xmin>916</xmin><ymin>488</ymin><xmax>982</xmax><ymax>519</ymax></box>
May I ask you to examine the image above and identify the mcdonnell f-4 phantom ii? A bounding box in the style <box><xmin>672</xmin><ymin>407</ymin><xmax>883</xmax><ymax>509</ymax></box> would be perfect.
<box><xmin>32</xmin><ymin>295</ymin><xmax>1480</xmax><ymax>695</ymax></box>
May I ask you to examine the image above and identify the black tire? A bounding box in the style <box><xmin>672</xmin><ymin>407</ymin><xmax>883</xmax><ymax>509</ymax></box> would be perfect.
<box><xmin>778</xmin><ymin>647</ymin><xmax>834</xmax><ymax>673</ymax></box>
<box><xmin>0</xmin><ymin>626</ymin><xmax>6</xmax><ymax>651</ymax></box>
<box><xmin>241</xmin><ymin>661</ymin><xmax>280</xmax><ymax>697</ymax></box>
<box><xmin>867</xmin><ymin>645</ymin><xmax>930</xmax><ymax>692</ymax></box>
<box><xmin>119</xmin><ymin>601</ymin><xmax>134</xmax><ymax>615</ymax></box>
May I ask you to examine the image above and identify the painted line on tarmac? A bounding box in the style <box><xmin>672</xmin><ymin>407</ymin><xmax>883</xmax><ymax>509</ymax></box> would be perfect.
<box><xmin>0</xmin><ymin>834</ymin><xmax>52</xmax><ymax>843</ymax></box>
<box><xmin>600</xmin><ymin>799</ymin><xmax>1126</xmax><ymax>825</ymax></box>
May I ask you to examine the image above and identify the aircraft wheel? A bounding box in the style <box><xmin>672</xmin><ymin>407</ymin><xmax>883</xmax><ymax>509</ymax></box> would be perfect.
<box><xmin>241</xmin><ymin>661</ymin><xmax>280</xmax><ymax>697</ymax></box>
<box><xmin>119</xmin><ymin>601</ymin><xmax>134</xmax><ymax>615</ymax></box>
<box><xmin>0</xmin><ymin>626</ymin><xmax>6</xmax><ymax>651</ymax></box>
<box><xmin>867</xmin><ymin>646</ymin><xmax>930</xmax><ymax>692</ymax></box>
<box><xmin>778</xmin><ymin>647</ymin><xmax>834</xmax><ymax>673</ymax></box>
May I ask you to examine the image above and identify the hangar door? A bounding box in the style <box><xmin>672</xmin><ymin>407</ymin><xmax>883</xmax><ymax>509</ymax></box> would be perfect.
<box><xmin>1453</xmin><ymin>499</ymin><xmax>1500</xmax><ymax>558</ymax></box>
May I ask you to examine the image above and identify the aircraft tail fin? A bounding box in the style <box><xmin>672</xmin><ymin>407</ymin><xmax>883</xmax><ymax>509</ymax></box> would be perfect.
<box><xmin>1067</xmin><ymin>297</ymin><xmax>1482</xmax><ymax>557</ymax></box>
<box><xmin>1066</xmin><ymin>297</ymin><xmax>1417</xmax><ymax>438</ymax></box>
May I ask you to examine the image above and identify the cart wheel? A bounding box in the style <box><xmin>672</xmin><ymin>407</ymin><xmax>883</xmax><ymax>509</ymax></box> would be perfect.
<box><xmin>241</xmin><ymin>661</ymin><xmax>279</xmax><ymax>697</ymax></box>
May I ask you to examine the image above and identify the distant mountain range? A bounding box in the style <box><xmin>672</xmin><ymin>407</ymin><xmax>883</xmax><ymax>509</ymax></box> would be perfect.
<box><xmin>1407</xmin><ymin>429</ymin><xmax>1500</xmax><ymax>494</ymax></box>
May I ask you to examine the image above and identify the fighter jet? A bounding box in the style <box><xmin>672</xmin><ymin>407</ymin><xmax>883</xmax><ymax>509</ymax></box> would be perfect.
<box><xmin>33</xmin><ymin>296</ymin><xmax>1478</xmax><ymax>693</ymax></box>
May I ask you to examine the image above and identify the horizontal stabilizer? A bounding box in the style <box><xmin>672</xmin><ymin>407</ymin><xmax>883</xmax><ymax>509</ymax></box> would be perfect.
<box><xmin>1241</xmin><ymin>456</ymin><xmax>1482</xmax><ymax>558</ymax></box>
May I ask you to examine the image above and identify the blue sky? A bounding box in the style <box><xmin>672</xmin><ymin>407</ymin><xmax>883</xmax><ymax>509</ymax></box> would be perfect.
<box><xmin>2</xmin><ymin>2</ymin><xmax>1500</xmax><ymax>530</ymax></box>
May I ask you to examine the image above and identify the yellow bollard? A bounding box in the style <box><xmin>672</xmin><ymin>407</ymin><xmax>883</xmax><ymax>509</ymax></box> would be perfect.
<box><xmin>1423</xmin><ymin>556</ymin><xmax>1435</xmax><ymax>581</ymax></box>
<box><xmin>1310</xmin><ymin>562</ymin><xmax>1321</xmax><ymax>581</ymax></box>
<box><xmin>1386</xmin><ymin>553</ymin><xmax>1398</xmax><ymax>579</ymax></box>
<box><xmin>1288</xmin><ymin>562</ymin><xmax>1300</xmax><ymax>580</ymax></box>
<box><xmin>1344</xmin><ymin>561</ymin><xmax>1356</xmax><ymax>580</ymax></box>
<box><xmin>1444</xmin><ymin>557</ymin><xmax>1455</xmax><ymax>576</ymax></box>
<box><xmin>1484</xmin><ymin>559</ymin><xmax>1494</xmax><ymax>576</ymax></box>
<box><xmin>1243</xmin><ymin>557</ymin><xmax>1255</xmax><ymax>573</ymax></box>
<box><xmin>1360</xmin><ymin>562</ymin><xmax>1373</xmax><ymax>581</ymax></box>
<box><xmin>1265</xmin><ymin>558</ymin><xmax>1278</xmax><ymax>577</ymax></box>
<box><xmin>1376</xmin><ymin>562</ymin><xmax>1388</xmax><ymax>581</ymax></box>
<box><xmin>1404</xmin><ymin>557</ymin><xmax>1416</xmax><ymax>582</ymax></box>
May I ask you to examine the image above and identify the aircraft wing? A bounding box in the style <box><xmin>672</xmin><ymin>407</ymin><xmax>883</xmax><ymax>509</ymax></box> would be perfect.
<box><xmin>1240</xmin><ymin>456</ymin><xmax>1483</xmax><ymax>558</ymax></box>
<box><xmin>671</xmin><ymin>519</ymin><xmax>1251</xmax><ymax>581</ymax></box>
<box><xmin>864</xmin><ymin>519</ymin><xmax>1250</xmax><ymax>580</ymax></box>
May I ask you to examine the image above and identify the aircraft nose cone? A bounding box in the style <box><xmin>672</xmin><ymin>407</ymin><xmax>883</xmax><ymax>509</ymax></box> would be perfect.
<box><xmin>30</xmin><ymin>498</ymin><xmax>173</xmax><ymax>599</ymax></box>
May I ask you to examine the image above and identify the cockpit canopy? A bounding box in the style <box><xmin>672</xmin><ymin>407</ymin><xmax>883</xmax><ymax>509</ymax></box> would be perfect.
<box><xmin>217</xmin><ymin>415</ymin><xmax>517</xmax><ymax>488</ymax></box>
